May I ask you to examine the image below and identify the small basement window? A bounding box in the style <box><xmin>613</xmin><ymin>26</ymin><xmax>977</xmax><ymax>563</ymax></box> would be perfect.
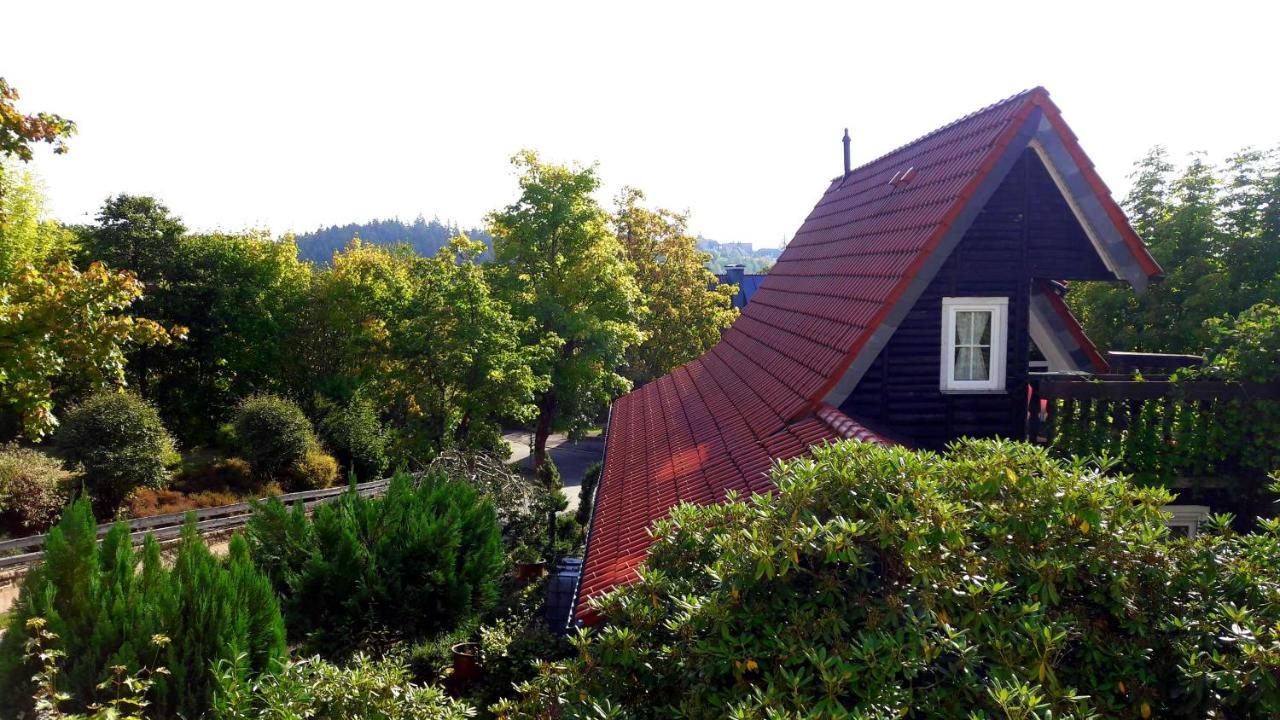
<box><xmin>941</xmin><ymin>297</ymin><xmax>1008</xmax><ymax>392</ymax></box>
<box><xmin>1162</xmin><ymin>505</ymin><xmax>1211</xmax><ymax>538</ymax></box>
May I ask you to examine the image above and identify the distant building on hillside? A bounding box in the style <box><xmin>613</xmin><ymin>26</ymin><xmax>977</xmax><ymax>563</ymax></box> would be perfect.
<box><xmin>717</xmin><ymin>241</ymin><xmax>753</xmax><ymax>254</ymax></box>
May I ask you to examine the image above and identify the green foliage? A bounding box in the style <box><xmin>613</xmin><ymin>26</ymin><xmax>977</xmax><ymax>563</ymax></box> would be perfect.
<box><xmin>427</xmin><ymin>449</ymin><xmax>545</xmax><ymax>549</ymax></box>
<box><xmin>1204</xmin><ymin>301</ymin><xmax>1280</xmax><ymax>383</ymax></box>
<box><xmin>318</xmin><ymin>394</ymin><xmax>389</xmax><ymax>480</ymax></box>
<box><xmin>77</xmin><ymin>194</ymin><xmax>186</xmax><ymax>290</ymax></box>
<box><xmin>0</xmin><ymin>161</ymin><xmax>78</xmax><ymax>280</ymax></box>
<box><xmin>23</xmin><ymin>617</ymin><xmax>167</xmax><ymax>720</ymax></box>
<box><xmin>0</xmin><ymin>444</ymin><xmax>70</xmax><ymax>534</ymax></box>
<box><xmin>488</xmin><ymin>151</ymin><xmax>643</xmax><ymax>466</ymax></box>
<box><xmin>614</xmin><ymin>187</ymin><xmax>738</xmax><ymax>384</ymax></box>
<box><xmin>245</xmin><ymin>472</ymin><xmax>505</xmax><ymax>654</ymax></box>
<box><xmin>1070</xmin><ymin>146</ymin><xmax>1280</xmax><ymax>355</ymax></box>
<box><xmin>284</xmin><ymin>447</ymin><xmax>339</xmax><ymax>491</ymax></box>
<box><xmin>535</xmin><ymin>455</ymin><xmax>560</xmax><ymax>490</ymax></box>
<box><xmin>1048</xmin><ymin>304</ymin><xmax>1280</xmax><ymax>491</ymax></box>
<box><xmin>503</xmin><ymin>439</ymin><xmax>1280</xmax><ymax>718</ymax></box>
<box><xmin>469</xmin><ymin>579</ymin><xmax>572</xmax><ymax>713</ymax></box>
<box><xmin>233</xmin><ymin>394</ymin><xmax>318</xmax><ymax>480</ymax></box>
<box><xmin>157</xmin><ymin>231</ymin><xmax>311</xmax><ymax>436</ymax></box>
<box><xmin>0</xmin><ymin>499</ymin><xmax>285</xmax><ymax>719</ymax></box>
<box><xmin>304</xmin><ymin>237</ymin><xmax>550</xmax><ymax>464</ymax></box>
<box><xmin>1049</xmin><ymin>394</ymin><xmax>1280</xmax><ymax>488</ymax></box>
<box><xmin>0</xmin><ymin>77</ymin><xmax>74</xmax><ymax>163</ymax></box>
<box><xmin>576</xmin><ymin>461</ymin><xmax>601</xmax><ymax>526</ymax></box>
<box><xmin>57</xmin><ymin>392</ymin><xmax>177</xmax><ymax>512</ymax></box>
<box><xmin>211</xmin><ymin>652</ymin><xmax>474</xmax><ymax>720</ymax></box>
<box><xmin>0</xmin><ymin>261</ymin><xmax>176</xmax><ymax>440</ymax></box>
<box><xmin>293</xmin><ymin>215</ymin><xmax>490</xmax><ymax>264</ymax></box>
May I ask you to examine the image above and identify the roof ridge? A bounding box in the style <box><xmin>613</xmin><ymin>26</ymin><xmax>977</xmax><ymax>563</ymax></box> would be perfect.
<box><xmin>837</xmin><ymin>87</ymin><xmax>1047</xmax><ymax>180</ymax></box>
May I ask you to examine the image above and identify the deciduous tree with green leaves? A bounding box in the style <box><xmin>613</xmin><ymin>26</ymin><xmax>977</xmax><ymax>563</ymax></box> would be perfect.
<box><xmin>307</xmin><ymin>236</ymin><xmax>550</xmax><ymax>461</ymax></box>
<box><xmin>0</xmin><ymin>77</ymin><xmax>74</xmax><ymax>163</ymax></box>
<box><xmin>614</xmin><ymin>187</ymin><xmax>737</xmax><ymax>384</ymax></box>
<box><xmin>100</xmin><ymin>226</ymin><xmax>313</xmax><ymax>440</ymax></box>
<box><xmin>487</xmin><ymin>151</ymin><xmax>642</xmax><ymax>468</ymax></box>
<box><xmin>0</xmin><ymin>261</ymin><xmax>177</xmax><ymax>439</ymax></box>
<box><xmin>1069</xmin><ymin>146</ymin><xmax>1280</xmax><ymax>354</ymax></box>
<box><xmin>0</xmin><ymin>162</ymin><xmax>77</xmax><ymax>276</ymax></box>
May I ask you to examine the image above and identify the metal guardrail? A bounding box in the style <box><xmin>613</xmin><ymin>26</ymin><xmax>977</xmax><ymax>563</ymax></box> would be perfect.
<box><xmin>0</xmin><ymin>478</ymin><xmax>392</xmax><ymax>571</ymax></box>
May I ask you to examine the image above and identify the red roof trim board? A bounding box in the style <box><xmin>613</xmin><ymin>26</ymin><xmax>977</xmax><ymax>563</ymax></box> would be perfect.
<box><xmin>1036</xmin><ymin>280</ymin><xmax>1110</xmax><ymax>373</ymax></box>
<box><xmin>575</xmin><ymin>88</ymin><xmax>1159</xmax><ymax>624</ymax></box>
<box><xmin>1035</xmin><ymin>100</ymin><xmax>1162</xmax><ymax>280</ymax></box>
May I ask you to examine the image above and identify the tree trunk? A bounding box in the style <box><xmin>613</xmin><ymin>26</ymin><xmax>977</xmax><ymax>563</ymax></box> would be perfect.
<box><xmin>533</xmin><ymin>393</ymin><xmax>555</xmax><ymax>471</ymax></box>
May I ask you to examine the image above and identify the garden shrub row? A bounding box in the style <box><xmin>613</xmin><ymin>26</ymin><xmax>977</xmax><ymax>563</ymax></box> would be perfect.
<box><xmin>1</xmin><ymin>392</ymin><xmax>354</xmax><ymax>526</ymax></box>
<box><xmin>499</xmin><ymin>438</ymin><xmax>1280</xmax><ymax>719</ymax></box>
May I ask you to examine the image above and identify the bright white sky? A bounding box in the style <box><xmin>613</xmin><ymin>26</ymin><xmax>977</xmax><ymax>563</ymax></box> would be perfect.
<box><xmin>4</xmin><ymin>1</ymin><xmax>1277</xmax><ymax>248</ymax></box>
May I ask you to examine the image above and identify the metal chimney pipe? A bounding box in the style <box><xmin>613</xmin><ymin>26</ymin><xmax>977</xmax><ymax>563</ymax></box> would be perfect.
<box><xmin>842</xmin><ymin>128</ymin><xmax>851</xmax><ymax>177</ymax></box>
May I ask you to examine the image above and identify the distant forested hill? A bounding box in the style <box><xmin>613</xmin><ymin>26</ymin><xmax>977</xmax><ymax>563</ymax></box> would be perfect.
<box><xmin>292</xmin><ymin>217</ymin><xmax>491</xmax><ymax>264</ymax></box>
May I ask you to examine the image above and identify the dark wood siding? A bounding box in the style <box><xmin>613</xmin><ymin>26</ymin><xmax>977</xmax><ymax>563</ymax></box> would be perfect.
<box><xmin>1023</xmin><ymin>150</ymin><xmax>1113</xmax><ymax>280</ymax></box>
<box><xmin>839</xmin><ymin>149</ymin><xmax>1109</xmax><ymax>449</ymax></box>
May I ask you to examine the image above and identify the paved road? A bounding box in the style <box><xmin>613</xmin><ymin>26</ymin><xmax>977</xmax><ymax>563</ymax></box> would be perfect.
<box><xmin>504</xmin><ymin>429</ymin><xmax>604</xmax><ymax>514</ymax></box>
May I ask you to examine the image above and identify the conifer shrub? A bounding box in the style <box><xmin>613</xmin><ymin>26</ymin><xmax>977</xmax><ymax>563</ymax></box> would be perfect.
<box><xmin>575</xmin><ymin>460</ymin><xmax>601</xmax><ymax>526</ymax></box>
<box><xmin>245</xmin><ymin>472</ymin><xmax>504</xmax><ymax>654</ymax></box>
<box><xmin>0</xmin><ymin>444</ymin><xmax>70</xmax><ymax>534</ymax></box>
<box><xmin>233</xmin><ymin>394</ymin><xmax>317</xmax><ymax>480</ymax></box>
<box><xmin>0</xmin><ymin>499</ymin><xmax>286</xmax><ymax>719</ymax></box>
<box><xmin>318</xmin><ymin>395</ymin><xmax>389</xmax><ymax>481</ymax></box>
<box><xmin>501</xmin><ymin>439</ymin><xmax>1280</xmax><ymax>719</ymax></box>
<box><xmin>57</xmin><ymin>392</ymin><xmax>177</xmax><ymax>512</ymax></box>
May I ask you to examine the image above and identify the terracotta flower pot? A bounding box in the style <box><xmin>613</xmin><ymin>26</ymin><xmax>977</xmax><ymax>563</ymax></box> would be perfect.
<box><xmin>450</xmin><ymin>642</ymin><xmax>481</xmax><ymax>683</ymax></box>
<box><xmin>515</xmin><ymin>559</ymin><xmax>546</xmax><ymax>583</ymax></box>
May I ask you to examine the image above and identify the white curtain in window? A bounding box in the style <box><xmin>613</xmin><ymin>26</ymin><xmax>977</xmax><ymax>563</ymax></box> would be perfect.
<box><xmin>954</xmin><ymin>310</ymin><xmax>991</xmax><ymax>381</ymax></box>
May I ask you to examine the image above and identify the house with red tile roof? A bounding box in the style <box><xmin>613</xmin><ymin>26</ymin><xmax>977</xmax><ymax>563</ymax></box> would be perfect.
<box><xmin>574</xmin><ymin>88</ymin><xmax>1162</xmax><ymax>625</ymax></box>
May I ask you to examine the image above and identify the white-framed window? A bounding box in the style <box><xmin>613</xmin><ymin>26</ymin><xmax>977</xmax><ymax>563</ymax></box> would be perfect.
<box><xmin>940</xmin><ymin>297</ymin><xmax>1008</xmax><ymax>392</ymax></box>
<box><xmin>1162</xmin><ymin>505</ymin><xmax>1210</xmax><ymax>538</ymax></box>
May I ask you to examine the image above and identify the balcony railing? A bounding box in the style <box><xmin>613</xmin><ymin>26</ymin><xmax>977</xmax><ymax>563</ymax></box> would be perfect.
<box><xmin>1026</xmin><ymin>372</ymin><xmax>1280</xmax><ymax>490</ymax></box>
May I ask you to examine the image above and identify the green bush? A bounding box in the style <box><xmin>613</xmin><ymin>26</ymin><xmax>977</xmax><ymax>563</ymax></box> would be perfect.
<box><xmin>245</xmin><ymin>472</ymin><xmax>504</xmax><ymax>654</ymax></box>
<box><xmin>175</xmin><ymin>455</ymin><xmax>259</xmax><ymax>493</ymax></box>
<box><xmin>0</xmin><ymin>499</ymin><xmax>285</xmax><ymax>719</ymax></box>
<box><xmin>284</xmin><ymin>447</ymin><xmax>339</xmax><ymax>491</ymax></box>
<box><xmin>1204</xmin><ymin>301</ymin><xmax>1280</xmax><ymax>383</ymax></box>
<box><xmin>318</xmin><ymin>395</ymin><xmax>389</xmax><ymax>481</ymax></box>
<box><xmin>233</xmin><ymin>394</ymin><xmax>317</xmax><ymax>480</ymax></box>
<box><xmin>211</xmin><ymin>653</ymin><xmax>474</xmax><ymax>720</ymax></box>
<box><xmin>502</xmin><ymin>439</ymin><xmax>1280</xmax><ymax>718</ymax></box>
<box><xmin>0</xmin><ymin>445</ymin><xmax>70</xmax><ymax>534</ymax></box>
<box><xmin>57</xmin><ymin>392</ymin><xmax>177</xmax><ymax>512</ymax></box>
<box><xmin>576</xmin><ymin>460</ymin><xmax>601</xmax><ymax>526</ymax></box>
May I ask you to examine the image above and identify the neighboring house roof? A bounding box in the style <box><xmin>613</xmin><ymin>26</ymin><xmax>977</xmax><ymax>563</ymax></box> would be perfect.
<box><xmin>576</xmin><ymin>87</ymin><xmax>1161</xmax><ymax>624</ymax></box>
<box><xmin>714</xmin><ymin>267</ymin><xmax>768</xmax><ymax>309</ymax></box>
